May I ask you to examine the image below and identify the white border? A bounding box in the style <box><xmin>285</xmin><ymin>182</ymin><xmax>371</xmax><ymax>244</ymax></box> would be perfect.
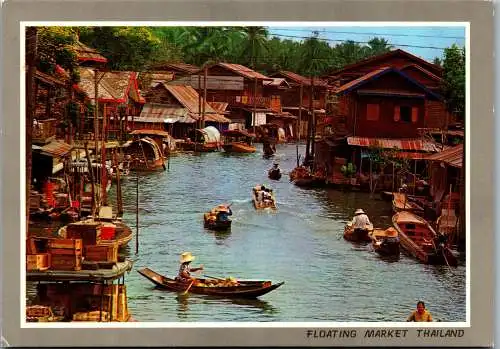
<box><xmin>20</xmin><ymin>21</ymin><xmax>470</xmax><ymax>329</ymax></box>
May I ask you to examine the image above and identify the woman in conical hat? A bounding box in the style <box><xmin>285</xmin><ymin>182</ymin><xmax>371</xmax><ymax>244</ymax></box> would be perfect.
<box><xmin>177</xmin><ymin>252</ymin><xmax>204</xmax><ymax>282</ymax></box>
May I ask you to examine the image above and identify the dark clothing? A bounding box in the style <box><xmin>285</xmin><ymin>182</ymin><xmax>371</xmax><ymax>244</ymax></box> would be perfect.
<box><xmin>177</xmin><ymin>263</ymin><xmax>191</xmax><ymax>282</ymax></box>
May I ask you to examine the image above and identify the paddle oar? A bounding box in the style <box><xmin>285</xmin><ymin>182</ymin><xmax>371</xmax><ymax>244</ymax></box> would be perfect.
<box><xmin>182</xmin><ymin>280</ymin><xmax>195</xmax><ymax>295</ymax></box>
<box><xmin>203</xmin><ymin>274</ymin><xmax>225</xmax><ymax>281</ymax></box>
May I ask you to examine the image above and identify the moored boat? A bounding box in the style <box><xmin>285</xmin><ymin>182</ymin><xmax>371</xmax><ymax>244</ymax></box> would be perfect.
<box><xmin>123</xmin><ymin>136</ymin><xmax>166</xmax><ymax>171</ymax></box>
<box><xmin>392</xmin><ymin>192</ymin><xmax>424</xmax><ymax>215</ymax></box>
<box><xmin>252</xmin><ymin>185</ymin><xmax>277</xmax><ymax>210</ymax></box>
<box><xmin>369</xmin><ymin>227</ymin><xmax>400</xmax><ymax>257</ymax></box>
<box><xmin>268</xmin><ymin>164</ymin><xmax>282</xmax><ymax>180</ymax></box>
<box><xmin>203</xmin><ymin>204</ymin><xmax>232</xmax><ymax>231</ymax></box>
<box><xmin>343</xmin><ymin>222</ymin><xmax>373</xmax><ymax>242</ymax></box>
<box><xmin>137</xmin><ymin>268</ymin><xmax>284</xmax><ymax>299</ymax></box>
<box><xmin>222</xmin><ymin>130</ymin><xmax>256</xmax><ymax>153</ymax></box>
<box><xmin>392</xmin><ymin>211</ymin><xmax>457</xmax><ymax>266</ymax></box>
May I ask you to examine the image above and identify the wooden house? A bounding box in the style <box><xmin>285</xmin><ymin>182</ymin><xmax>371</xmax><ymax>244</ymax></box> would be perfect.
<box><xmin>169</xmin><ymin>63</ymin><xmax>274</xmax><ymax>131</ymax></box>
<box><xmin>149</xmin><ymin>62</ymin><xmax>200</xmax><ymax>78</ymax></box>
<box><xmin>75</xmin><ymin>68</ymin><xmax>145</xmax><ymax>142</ymax></box>
<box><xmin>269</xmin><ymin>71</ymin><xmax>330</xmax><ymax>139</ymax></box>
<box><xmin>138</xmin><ymin>83</ymin><xmax>230</xmax><ymax>139</ymax></box>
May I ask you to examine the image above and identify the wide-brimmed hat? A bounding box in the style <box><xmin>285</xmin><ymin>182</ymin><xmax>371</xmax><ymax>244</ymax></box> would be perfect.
<box><xmin>180</xmin><ymin>252</ymin><xmax>195</xmax><ymax>263</ymax></box>
<box><xmin>354</xmin><ymin>209</ymin><xmax>365</xmax><ymax>215</ymax></box>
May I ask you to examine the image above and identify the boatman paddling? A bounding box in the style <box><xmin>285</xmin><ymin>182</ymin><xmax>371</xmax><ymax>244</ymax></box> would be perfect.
<box><xmin>176</xmin><ymin>252</ymin><xmax>204</xmax><ymax>283</ymax></box>
<box><xmin>351</xmin><ymin>208</ymin><xmax>372</xmax><ymax>232</ymax></box>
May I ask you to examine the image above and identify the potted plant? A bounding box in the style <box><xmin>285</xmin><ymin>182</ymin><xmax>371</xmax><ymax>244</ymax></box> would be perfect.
<box><xmin>341</xmin><ymin>163</ymin><xmax>357</xmax><ymax>185</ymax></box>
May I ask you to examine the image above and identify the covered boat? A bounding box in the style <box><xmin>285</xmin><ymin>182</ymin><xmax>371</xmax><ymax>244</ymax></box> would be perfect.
<box><xmin>204</xmin><ymin>204</ymin><xmax>232</xmax><ymax>230</ymax></box>
<box><xmin>123</xmin><ymin>136</ymin><xmax>166</xmax><ymax>171</ymax></box>
<box><xmin>369</xmin><ymin>227</ymin><xmax>400</xmax><ymax>256</ymax></box>
<box><xmin>222</xmin><ymin>129</ymin><xmax>256</xmax><ymax>153</ymax></box>
<box><xmin>179</xmin><ymin>126</ymin><xmax>221</xmax><ymax>152</ymax></box>
<box><xmin>137</xmin><ymin>268</ymin><xmax>284</xmax><ymax>299</ymax></box>
<box><xmin>343</xmin><ymin>222</ymin><xmax>373</xmax><ymax>242</ymax></box>
<box><xmin>252</xmin><ymin>185</ymin><xmax>277</xmax><ymax>210</ymax></box>
<box><xmin>392</xmin><ymin>211</ymin><xmax>457</xmax><ymax>266</ymax></box>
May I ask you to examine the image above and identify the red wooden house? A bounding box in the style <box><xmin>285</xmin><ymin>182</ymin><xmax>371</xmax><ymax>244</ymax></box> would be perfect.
<box><xmin>169</xmin><ymin>63</ymin><xmax>274</xmax><ymax>131</ymax></box>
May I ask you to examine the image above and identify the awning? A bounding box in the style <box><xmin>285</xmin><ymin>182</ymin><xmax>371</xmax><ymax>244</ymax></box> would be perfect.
<box><xmin>130</xmin><ymin>129</ymin><xmax>170</xmax><ymax>137</ymax></box>
<box><xmin>33</xmin><ymin>140</ymin><xmax>72</xmax><ymax>158</ymax></box>
<box><xmin>347</xmin><ymin>136</ymin><xmax>441</xmax><ymax>152</ymax></box>
<box><xmin>424</xmin><ymin>144</ymin><xmax>463</xmax><ymax>168</ymax></box>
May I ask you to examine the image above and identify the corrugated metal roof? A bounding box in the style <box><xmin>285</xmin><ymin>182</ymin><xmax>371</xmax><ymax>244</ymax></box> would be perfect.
<box><xmin>425</xmin><ymin>144</ymin><xmax>463</xmax><ymax>168</ymax></box>
<box><xmin>139</xmin><ymin>103</ymin><xmax>196</xmax><ymax>123</ymax></box>
<box><xmin>335</xmin><ymin>67</ymin><xmax>442</xmax><ymax>100</ymax></box>
<box><xmin>217</xmin><ymin>63</ymin><xmax>271</xmax><ymax>80</ymax></box>
<box><xmin>153</xmin><ymin>62</ymin><xmax>200</xmax><ymax>74</ymax></box>
<box><xmin>208</xmin><ymin>102</ymin><xmax>229</xmax><ymax>113</ymax></box>
<box><xmin>34</xmin><ymin>140</ymin><xmax>72</xmax><ymax>158</ymax></box>
<box><xmin>130</xmin><ymin>129</ymin><xmax>170</xmax><ymax>137</ymax></box>
<box><xmin>274</xmin><ymin>71</ymin><xmax>329</xmax><ymax>87</ymax></box>
<box><xmin>347</xmin><ymin>136</ymin><xmax>441</xmax><ymax>152</ymax></box>
<box><xmin>74</xmin><ymin>41</ymin><xmax>108</xmax><ymax>63</ymax></box>
<box><xmin>400</xmin><ymin>64</ymin><xmax>442</xmax><ymax>82</ymax></box>
<box><xmin>263</xmin><ymin>78</ymin><xmax>291</xmax><ymax>88</ymax></box>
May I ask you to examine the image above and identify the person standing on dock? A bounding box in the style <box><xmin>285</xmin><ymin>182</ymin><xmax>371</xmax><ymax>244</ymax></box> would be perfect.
<box><xmin>351</xmin><ymin>209</ymin><xmax>372</xmax><ymax>231</ymax></box>
<box><xmin>176</xmin><ymin>252</ymin><xmax>204</xmax><ymax>283</ymax></box>
<box><xmin>407</xmin><ymin>301</ymin><xmax>433</xmax><ymax>322</ymax></box>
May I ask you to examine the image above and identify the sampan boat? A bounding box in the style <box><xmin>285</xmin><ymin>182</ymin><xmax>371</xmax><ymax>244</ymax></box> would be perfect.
<box><xmin>369</xmin><ymin>227</ymin><xmax>400</xmax><ymax>257</ymax></box>
<box><xmin>222</xmin><ymin>130</ymin><xmax>256</xmax><ymax>153</ymax></box>
<box><xmin>137</xmin><ymin>268</ymin><xmax>284</xmax><ymax>299</ymax></box>
<box><xmin>392</xmin><ymin>211</ymin><xmax>457</xmax><ymax>266</ymax></box>
<box><xmin>392</xmin><ymin>192</ymin><xmax>424</xmax><ymax>215</ymax></box>
<box><xmin>343</xmin><ymin>222</ymin><xmax>373</xmax><ymax>242</ymax></box>
<box><xmin>268</xmin><ymin>168</ymin><xmax>282</xmax><ymax>180</ymax></box>
<box><xmin>252</xmin><ymin>186</ymin><xmax>277</xmax><ymax>210</ymax></box>
<box><xmin>203</xmin><ymin>204</ymin><xmax>232</xmax><ymax>230</ymax></box>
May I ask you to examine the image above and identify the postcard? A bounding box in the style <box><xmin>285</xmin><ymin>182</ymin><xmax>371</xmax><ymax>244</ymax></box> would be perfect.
<box><xmin>1</xmin><ymin>0</ymin><xmax>494</xmax><ymax>347</ymax></box>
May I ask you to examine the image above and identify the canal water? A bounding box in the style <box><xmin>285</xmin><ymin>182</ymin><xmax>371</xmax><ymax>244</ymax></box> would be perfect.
<box><xmin>112</xmin><ymin>143</ymin><xmax>466</xmax><ymax>323</ymax></box>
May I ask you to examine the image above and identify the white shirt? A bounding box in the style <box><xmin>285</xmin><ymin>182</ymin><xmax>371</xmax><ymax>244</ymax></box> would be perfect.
<box><xmin>352</xmin><ymin>214</ymin><xmax>371</xmax><ymax>229</ymax></box>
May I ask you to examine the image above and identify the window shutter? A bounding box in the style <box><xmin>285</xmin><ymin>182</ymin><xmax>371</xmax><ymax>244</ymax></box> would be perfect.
<box><xmin>394</xmin><ymin>106</ymin><xmax>400</xmax><ymax>121</ymax></box>
<box><xmin>411</xmin><ymin>107</ymin><xmax>419</xmax><ymax>123</ymax></box>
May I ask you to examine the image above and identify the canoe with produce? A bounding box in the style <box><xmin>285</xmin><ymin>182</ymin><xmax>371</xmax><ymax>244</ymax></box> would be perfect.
<box><xmin>137</xmin><ymin>268</ymin><xmax>284</xmax><ymax>298</ymax></box>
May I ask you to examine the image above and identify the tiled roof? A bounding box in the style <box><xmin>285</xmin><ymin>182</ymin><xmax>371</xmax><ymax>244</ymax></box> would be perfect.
<box><xmin>73</xmin><ymin>41</ymin><xmax>108</xmax><ymax>63</ymax></box>
<box><xmin>347</xmin><ymin>136</ymin><xmax>442</xmax><ymax>152</ymax></box>
<box><xmin>273</xmin><ymin>71</ymin><xmax>329</xmax><ymax>87</ymax></box>
<box><xmin>217</xmin><ymin>63</ymin><xmax>271</xmax><ymax>80</ymax></box>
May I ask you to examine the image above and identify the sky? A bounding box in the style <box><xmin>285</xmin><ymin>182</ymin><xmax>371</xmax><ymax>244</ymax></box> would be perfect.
<box><xmin>267</xmin><ymin>26</ymin><xmax>466</xmax><ymax>62</ymax></box>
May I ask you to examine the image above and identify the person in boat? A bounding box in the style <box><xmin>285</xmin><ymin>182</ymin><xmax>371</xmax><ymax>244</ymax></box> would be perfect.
<box><xmin>407</xmin><ymin>301</ymin><xmax>433</xmax><ymax>322</ymax></box>
<box><xmin>351</xmin><ymin>209</ymin><xmax>372</xmax><ymax>232</ymax></box>
<box><xmin>272</xmin><ymin>162</ymin><xmax>281</xmax><ymax>172</ymax></box>
<box><xmin>176</xmin><ymin>252</ymin><xmax>204</xmax><ymax>283</ymax></box>
<box><xmin>216</xmin><ymin>204</ymin><xmax>232</xmax><ymax>221</ymax></box>
<box><xmin>262</xmin><ymin>189</ymin><xmax>273</xmax><ymax>204</ymax></box>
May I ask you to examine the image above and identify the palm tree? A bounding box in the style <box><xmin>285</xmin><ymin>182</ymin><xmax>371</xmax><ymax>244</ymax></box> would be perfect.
<box><xmin>367</xmin><ymin>37</ymin><xmax>394</xmax><ymax>56</ymax></box>
<box><xmin>240</xmin><ymin>26</ymin><xmax>269</xmax><ymax>69</ymax></box>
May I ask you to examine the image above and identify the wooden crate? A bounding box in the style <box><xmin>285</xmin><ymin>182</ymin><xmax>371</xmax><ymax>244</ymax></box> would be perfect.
<box><xmin>84</xmin><ymin>244</ymin><xmax>118</xmax><ymax>262</ymax></box>
<box><xmin>48</xmin><ymin>238</ymin><xmax>82</xmax><ymax>251</ymax></box>
<box><xmin>66</xmin><ymin>222</ymin><xmax>102</xmax><ymax>246</ymax></box>
<box><xmin>27</xmin><ymin>254</ymin><xmax>51</xmax><ymax>271</ymax></box>
<box><xmin>50</xmin><ymin>254</ymin><xmax>82</xmax><ymax>271</ymax></box>
<box><xmin>72</xmin><ymin>310</ymin><xmax>109</xmax><ymax>322</ymax></box>
<box><xmin>26</xmin><ymin>305</ymin><xmax>53</xmax><ymax>318</ymax></box>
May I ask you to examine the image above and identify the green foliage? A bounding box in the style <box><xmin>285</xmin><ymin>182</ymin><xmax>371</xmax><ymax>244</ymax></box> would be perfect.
<box><xmin>37</xmin><ymin>27</ymin><xmax>78</xmax><ymax>71</ymax></box>
<box><xmin>441</xmin><ymin>44</ymin><xmax>465</xmax><ymax>120</ymax></box>
<box><xmin>341</xmin><ymin>163</ymin><xmax>357</xmax><ymax>178</ymax></box>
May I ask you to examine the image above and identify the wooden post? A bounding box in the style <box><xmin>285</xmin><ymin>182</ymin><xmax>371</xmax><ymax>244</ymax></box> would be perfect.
<box><xmin>84</xmin><ymin>143</ymin><xmax>96</xmax><ymax>217</ymax></box>
<box><xmin>135</xmin><ymin>171</ymin><xmax>139</xmax><ymax>254</ymax></box>
<box><xmin>198</xmin><ymin>73</ymin><xmax>202</xmax><ymax>130</ymax></box>
<box><xmin>253</xmin><ymin>77</ymin><xmax>257</xmax><ymax>135</ymax></box>
<box><xmin>296</xmin><ymin>83</ymin><xmax>303</xmax><ymax>168</ymax></box>
<box><xmin>202</xmin><ymin>65</ymin><xmax>208</xmax><ymax>129</ymax></box>
<box><xmin>305</xmin><ymin>76</ymin><xmax>313</xmax><ymax>165</ymax></box>
<box><xmin>413</xmin><ymin>160</ymin><xmax>417</xmax><ymax>195</ymax></box>
<box><xmin>113</xmin><ymin>149</ymin><xmax>123</xmax><ymax>217</ymax></box>
<box><xmin>26</xmin><ymin>26</ymin><xmax>37</xmax><ymax>230</ymax></box>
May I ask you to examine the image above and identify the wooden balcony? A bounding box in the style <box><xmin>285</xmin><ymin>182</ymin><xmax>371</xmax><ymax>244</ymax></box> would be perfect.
<box><xmin>224</xmin><ymin>95</ymin><xmax>282</xmax><ymax>112</ymax></box>
<box><xmin>32</xmin><ymin>119</ymin><xmax>57</xmax><ymax>144</ymax></box>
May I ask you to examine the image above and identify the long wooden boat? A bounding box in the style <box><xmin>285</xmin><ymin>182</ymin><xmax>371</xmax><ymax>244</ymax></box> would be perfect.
<box><xmin>343</xmin><ymin>223</ymin><xmax>373</xmax><ymax>242</ymax></box>
<box><xmin>137</xmin><ymin>268</ymin><xmax>284</xmax><ymax>299</ymax></box>
<box><xmin>392</xmin><ymin>192</ymin><xmax>424</xmax><ymax>214</ymax></box>
<box><xmin>369</xmin><ymin>228</ymin><xmax>400</xmax><ymax>257</ymax></box>
<box><xmin>222</xmin><ymin>130</ymin><xmax>256</xmax><ymax>153</ymax></box>
<box><xmin>124</xmin><ymin>137</ymin><xmax>166</xmax><ymax>171</ymax></box>
<box><xmin>203</xmin><ymin>205</ymin><xmax>232</xmax><ymax>231</ymax></box>
<box><xmin>392</xmin><ymin>211</ymin><xmax>457</xmax><ymax>266</ymax></box>
<box><xmin>252</xmin><ymin>186</ymin><xmax>277</xmax><ymax>210</ymax></box>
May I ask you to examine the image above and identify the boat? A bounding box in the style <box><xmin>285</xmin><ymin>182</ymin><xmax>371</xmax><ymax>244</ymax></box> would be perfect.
<box><xmin>343</xmin><ymin>222</ymin><xmax>373</xmax><ymax>242</ymax></box>
<box><xmin>222</xmin><ymin>130</ymin><xmax>256</xmax><ymax>153</ymax></box>
<box><xmin>369</xmin><ymin>227</ymin><xmax>400</xmax><ymax>256</ymax></box>
<box><xmin>178</xmin><ymin>126</ymin><xmax>222</xmax><ymax>152</ymax></box>
<box><xmin>289</xmin><ymin>166</ymin><xmax>325</xmax><ymax>188</ymax></box>
<box><xmin>203</xmin><ymin>204</ymin><xmax>232</xmax><ymax>230</ymax></box>
<box><xmin>392</xmin><ymin>192</ymin><xmax>424</xmax><ymax>215</ymax></box>
<box><xmin>137</xmin><ymin>268</ymin><xmax>284</xmax><ymax>299</ymax></box>
<box><xmin>252</xmin><ymin>185</ymin><xmax>277</xmax><ymax>210</ymax></box>
<box><xmin>392</xmin><ymin>211</ymin><xmax>457</xmax><ymax>266</ymax></box>
<box><xmin>262</xmin><ymin>141</ymin><xmax>276</xmax><ymax>158</ymax></box>
<box><xmin>123</xmin><ymin>136</ymin><xmax>166</xmax><ymax>171</ymax></box>
<box><xmin>268</xmin><ymin>166</ymin><xmax>282</xmax><ymax>180</ymax></box>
